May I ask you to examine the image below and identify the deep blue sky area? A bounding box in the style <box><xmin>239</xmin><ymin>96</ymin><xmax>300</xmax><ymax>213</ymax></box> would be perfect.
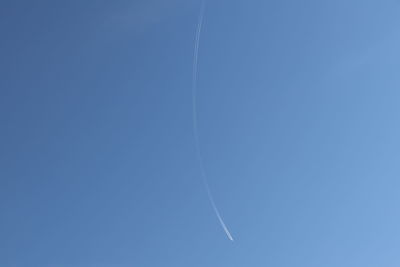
<box><xmin>2</xmin><ymin>0</ymin><xmax>400</xmax><ymax>266</ymax></box>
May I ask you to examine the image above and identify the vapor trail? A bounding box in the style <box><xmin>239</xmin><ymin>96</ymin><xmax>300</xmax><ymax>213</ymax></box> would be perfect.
<box><xmin>192</xmin><ymin>0</ymin><xmax>234</xmax><ymax>242</ymax></box>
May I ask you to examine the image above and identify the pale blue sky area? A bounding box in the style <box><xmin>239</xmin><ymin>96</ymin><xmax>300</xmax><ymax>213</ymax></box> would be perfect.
<box><xmin>1</xmin><ymin>0</ymin><xmax>400</xmax><ymax>266</ymax></box>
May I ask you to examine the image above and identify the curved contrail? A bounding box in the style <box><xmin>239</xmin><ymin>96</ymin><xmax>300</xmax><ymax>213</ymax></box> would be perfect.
<box><xmin>192</xmin><ymin>0</ymin><xmax>234</xmax><ymax>242</ymax></box>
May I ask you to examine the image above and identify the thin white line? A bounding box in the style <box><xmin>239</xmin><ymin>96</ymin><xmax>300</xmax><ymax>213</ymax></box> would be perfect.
<box><xmin>192</xmin><ymin>0</ymin><xmax>234</xmax><ymax>242</ymax></box>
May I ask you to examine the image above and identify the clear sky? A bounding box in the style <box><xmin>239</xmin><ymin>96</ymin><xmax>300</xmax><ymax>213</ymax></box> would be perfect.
<box><xmin>1</xmin><ymin>0</ymin><xmax>400</xmax><ymax>266</ymax></box>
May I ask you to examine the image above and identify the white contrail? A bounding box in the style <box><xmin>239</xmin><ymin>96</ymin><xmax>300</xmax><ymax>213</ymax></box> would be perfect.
<box><xmin>192</xmin><ymin>0</ymin><xmax>234</xmax><ymax>242</ymax></box>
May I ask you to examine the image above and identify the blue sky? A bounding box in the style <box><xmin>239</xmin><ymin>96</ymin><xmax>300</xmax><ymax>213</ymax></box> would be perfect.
<box><xmin>1</xmin><ymin>0</ymin><xmax>400</xmax><ymax>266</ymax></box>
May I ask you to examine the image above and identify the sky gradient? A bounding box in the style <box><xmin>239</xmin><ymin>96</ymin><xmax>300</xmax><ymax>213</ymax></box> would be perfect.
<box><xmin>1</xmin><ymin>0</ymin><xmax>400</xmax><ymax>266</ymax></box>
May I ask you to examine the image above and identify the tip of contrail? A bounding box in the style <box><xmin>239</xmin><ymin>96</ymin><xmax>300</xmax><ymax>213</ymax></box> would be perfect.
<box><xmin>222</xmin><ymin>225</ymin><xmax>234</xmax><ymax>241</ymax></box>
